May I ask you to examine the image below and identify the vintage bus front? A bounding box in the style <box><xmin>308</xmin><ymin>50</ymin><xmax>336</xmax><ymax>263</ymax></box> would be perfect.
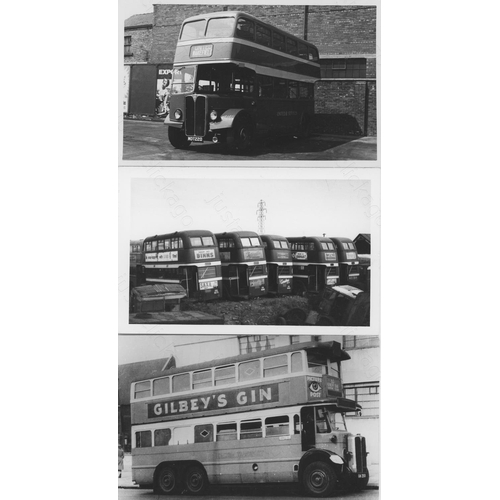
<box><xmin>261</xmin><ymin>235</ymin><xmax>293</xmax><ymax>295</ymax></box>
<box><xmin>289</xmin><ymin>237</ymin><xmax>339</xmax><ymax>294</ymax></box>
<box><xmin>165</xmin><ymin>13</ymin><xmax>257</xmax><ymax>149</ymax></box>
<box><xmin>183</xmin><ymin>232</ymin><xmax>222</xmax><ymax>301</ymax></box>
<box><xmin>165</xmin><ymin>12</ymin><xmax>319</xmax><ymax>150</ymax></box>
<box><xmin>330</xmin><ymin>237</ymin><xmax>361</xmax><ymax>286</ymax></box>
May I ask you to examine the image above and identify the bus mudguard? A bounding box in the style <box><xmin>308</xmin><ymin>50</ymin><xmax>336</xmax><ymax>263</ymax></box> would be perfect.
<box><xmin>164</xmin><ymin>115</ymin><xmax>183</xmax><ymax>129</ymax></box>
<box><xmin>299</xmin><ymin>449</ymin><xmax>345</xmax><ymax>478</ymax></box>
<box><xmin>209</xmin><ymin>109</ymin><xmax>250</xmax><ymax>131</ymax></box>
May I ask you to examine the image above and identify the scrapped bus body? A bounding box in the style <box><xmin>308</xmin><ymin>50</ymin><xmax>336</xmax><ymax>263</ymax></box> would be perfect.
<box><xmin>129</xmin><ymin>341</ymin><xmax>369</xmax><ymax>497</ymax></box>
<box><xmin>288</xmin><ymin>236</ymin><xmax>340</xmax><ymax>295</ymax></box>
<box><xmin>329</xmin><ymin>237</ymin><xmax>361</xmax><ymax>286</ymax></box>
<box><xmin>164</xmin><ymin>11</ymin><xmax>320</xmax><ymax>151</ymax></box>
<box><xmin>215</xmin><ymin>231</ymin><xmax>268</xmax><ymax>299</ymax></box>
<box><xmin>139</xmin><ymin>230</ymin><xmax>222</xmax><ymax>301</ymax></box>
<box><xmin>260</xmin><ymin>234</ymin><xmax>293</xmax><ymax>295</ymax></box>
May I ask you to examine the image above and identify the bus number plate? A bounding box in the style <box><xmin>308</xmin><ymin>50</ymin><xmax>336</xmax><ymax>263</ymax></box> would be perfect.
<box><xmin>199</xmin><ymin>281</ymin><xmax>217</xmax><ymax>290</ymax></box>
<box><xmin>188</xmin><ymin>136</ymin><xmax>203</xmax><ymax>142</ymax></box>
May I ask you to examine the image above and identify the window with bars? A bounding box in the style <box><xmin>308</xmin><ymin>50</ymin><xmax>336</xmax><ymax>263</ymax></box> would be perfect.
<box><xmin>124</xmin><ymin>36</ymin><xmax>132</xmax><ymax>56</ymax></box>
<box><xmin>320</xmin><ymin>58</ymin><xmax>367</xmax><ymax>79</ymax></box>
<box><xmin>343</xmin><ymin>335</ymin><xmax>379</xmax><ymax>350</ymax></box>
<box><xmin>238</xmin><ymin>335</ymin><xmax>275</xmax><ymax>354</ymax></box>
<box><xmin>344</xmin><ymin>382</ymin><xmax>379</xmax><ymax>417</ymax></box>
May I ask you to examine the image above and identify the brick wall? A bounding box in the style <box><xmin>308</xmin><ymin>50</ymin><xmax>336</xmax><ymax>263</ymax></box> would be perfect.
<box><xmin>150</xmin><ymin>4</ymin><xmax>376</xmax><ymax>62</ymax></box>
<box><xmin>124</xmin><ymin>27</ymin><xmax>153</xmax><ymax>63</ymax></box>
<box><xmin>315</xmin><ymin>81</ymin><xmax>377</xmax><ymax>136</ymax></box>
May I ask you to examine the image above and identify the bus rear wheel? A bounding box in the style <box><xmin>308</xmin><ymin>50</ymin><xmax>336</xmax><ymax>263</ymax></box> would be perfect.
<box><xmin>168</xmin><ymin>126</ymin><xmax>191</xmax><ymax>149</ymax></box>
<box><xmin>184</xmin><ymin>465</ymin><xmax>208</xmax><ymax>495</ymax></box>
<box><xmin>302</xmin><ymin>461</ymin><xmax>337</xmax><ymax>497</ymax></box>
<box><xmin>227</xmin><ymin>117</ymin><xmax>253</xmax><ymax>152</ymax></box>
<box><xmin>155</xmin><ymin>464</ymin><xmax>179</xmax><ymax>495</ymax></box>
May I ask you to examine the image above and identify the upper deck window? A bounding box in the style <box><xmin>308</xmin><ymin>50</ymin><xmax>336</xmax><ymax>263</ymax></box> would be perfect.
<box><xmin>321</xmin><ymin>242</ymin><xmax>335</xmax><ymax>250</ymax></box>
<box><xmin>298</xmin><ymin>42</ymin><xmax>308</xmax><ymax>59</ymax></box>
<box><xmin>153</xmin><ymin>377</ymin><xmax>170</xmax><ymax>396</ymax></box>
<box><xmin>308</xmin><ymin>47</ymin><xmax>319</xmax><ymax>62</ymax></box>
<box><xmin>180</xmin><ymin>20</ymin><xmax>206</xmax><ymax>40</ymax></box>
<box><xmin>206</xmin><ymin>17</ymin><xmax>235</xmax><ymax>38</ymax></box>
<box><xmin>215</xmin><ymin>365</ymin><xmax>236</xmax><ymax>386</ymax></box>
<box><xmin>256</xmin><ymin>24</ymin><xmax>271</xmax><ymax>47</ymax></box>
<box><xmin>193</xmin><ymin>369</ymin><xmax>213</xmax><ymax>390</ymax></box>
<box><xmin>218</xmin><ymin>238</ymin><xmax>235</xmax><ymax>249</ymax></box>
<box><xmin>190</xmin><ymin>236</ymin><xmax>215</xmax><ymax>247</ymax></box>
<box><xmin>236</xmin><ymin>17</ymin><xmax>255</xmax><ymax>41</ymax></box>
<box><xmin>172</xmin><ymin>373</ymin><xmax>190</xmax><ymax>393</ymax></box>
<box><xmin>273</xmin><ymin>240</ymin><xmax>289</xmax><ymax>249</ymax></box>
<box><xmin>273</xmin><ymin>32</ymin><xmax>285</xmax><ymax>52</ymax></box>
<box><xmin>263</xmin><ymin>354</ymin><xmax>288</xmax><ymax>378</ymax></box>
<box><xmin>134</xmin><ymin>381</ymin><xmax>151</xmax><ymax>399</ymax></box>
<box><xmin>286</xmin><ymin>38</ymin><xmax>298</xmax><ymax>56</ymax></box>
<box><xmin>239</xmin><ymin>359</ymin><xmax>261</xmax><ymax>381</ymax></box>
<box><xmin>240</xmin><ymin>237</ymin><xmax>261</xmax><ymax>247</ymax></box>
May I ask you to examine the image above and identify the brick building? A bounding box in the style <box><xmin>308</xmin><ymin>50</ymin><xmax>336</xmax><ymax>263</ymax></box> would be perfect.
<box><xmin>124</xmin><ymin>4</ymin><xmax>377</xmax><ymax>135</ymax></box>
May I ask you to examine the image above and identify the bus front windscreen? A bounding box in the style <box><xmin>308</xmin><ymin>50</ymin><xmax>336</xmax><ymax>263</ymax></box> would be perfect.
<box><xmin>196</xmin><ymin>64</ymin><xmax>255</xmax><ymax>95</ymax></box>
<box><xmin>172</xmin><ymin>66</ymin><xmax>196</xmax><ymax>94</ymax></box>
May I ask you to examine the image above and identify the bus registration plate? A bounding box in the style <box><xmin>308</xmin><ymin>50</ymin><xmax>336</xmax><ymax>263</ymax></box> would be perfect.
<box><xmin>199</xmin><ymin>280</ymin><xmax>217</xmax><ymax>290</ymax></box>
<box><xmin>188</xmin><ymin>136</ymin><xmax>203</xmax><ymax>142</ymax></box>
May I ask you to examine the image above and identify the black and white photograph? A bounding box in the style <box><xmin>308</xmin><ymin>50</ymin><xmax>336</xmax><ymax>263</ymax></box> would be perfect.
<box><xmin>118</xmin><ymin>334</ymin><xmax>380</xmax><ymax>499</ymax></box>
<box><xmin>119</xmin><ymin>168</ymin><xmax>380</xmax><ymax>330</ymax></box>
<box><xmin>121</xmin><ymin>2</ymin><xmax>378</xmax><ymax>161</ymax></box>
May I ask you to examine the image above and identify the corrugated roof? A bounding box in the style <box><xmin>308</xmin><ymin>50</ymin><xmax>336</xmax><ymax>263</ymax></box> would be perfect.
<box><xmin>124</xmin><ymin>12</ymin><xmax>153</xmax><ymax>28</ymax></box>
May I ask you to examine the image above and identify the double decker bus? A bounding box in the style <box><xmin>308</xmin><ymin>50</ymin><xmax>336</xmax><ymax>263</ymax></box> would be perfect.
<box><xmin>260</xmin><ymin>234</ymin><xmax>293</xmax><ymax>295</ymax></box>
<box><xmin>129</xmin><ymin>239</ymin><xmax>144</xmax><ymax>289</ymax></box>
<box><xmin>129</xmin><ymin>341</ymin><xmax>369</xmax><ymax>497</ymax></box>
<box><xmin>288</xmin><ymin>236</ymin><xmax>340</xmax><ymax>295</ymax></box>
<box><xmin>215</xmin><ymin>231</ymin><xmax>268</xmax><ymax>299</ymax></box>
<box><xmin>329</xmin><ymin>237</ymin><xmax>361</xmax><ymax>286</ymax></box>
<box><xmin>140</xmin><ymin>230</ymin><xmax>222</xmax><ymax>301</ymax></box>
<box><xmin>164</xmin><ymin>11</ymin><xmax>320</xmax><ymax>151</ymax></box>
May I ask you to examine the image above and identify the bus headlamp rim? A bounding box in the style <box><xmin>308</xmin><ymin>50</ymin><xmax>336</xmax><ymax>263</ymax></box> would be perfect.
<box><xmin>174</xmin><ymin>109</ymin><xmax>183</xmax><ymax>120</ymax></box>
<box><xmin>210</xmin><ymin>110</ymin><xmax>219</xmax><ymax>121</ymax></box>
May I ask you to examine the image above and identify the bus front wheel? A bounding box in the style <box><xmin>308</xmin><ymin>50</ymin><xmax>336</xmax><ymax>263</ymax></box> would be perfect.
<box><xmin>302</xmin><ymin>461</ymin><xmax>337</xmax><ymax>497</ymax></box>
<box><xmin>227</xmin><ymin>117</ymin><xmax>253</xmax><ymax>152</ymax></box>
<box><xmin>168</xmin><ymin>126</ymin><xmax>191</xmax><ymax>149</ymax></box>
<box><xmin>155</xmin><ymin>464</ymin><xmax>179</xmax><ymax>495</ymax></box>
<box><xmin>184</xmin><ymin>465</ymin><xmax>208</xmax><ymax>495</ymax></box>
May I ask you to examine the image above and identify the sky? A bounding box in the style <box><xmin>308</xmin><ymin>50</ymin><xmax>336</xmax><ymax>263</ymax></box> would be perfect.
<box><xmin>129</xmin><ymin>176</ymin><xmax>373</xmax><ymax>241</ymax></box>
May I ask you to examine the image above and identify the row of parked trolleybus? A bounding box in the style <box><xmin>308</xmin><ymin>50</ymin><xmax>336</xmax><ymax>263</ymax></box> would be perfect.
<box><xmin>130</xmin><ymin>230</ymin><xmax>370</xmax><ymax>302</ymax></box>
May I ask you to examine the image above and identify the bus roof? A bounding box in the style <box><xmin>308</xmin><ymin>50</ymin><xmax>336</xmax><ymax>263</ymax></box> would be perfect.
<box><xmin>216</xmin><ymin>231</ymin><xmax>262</xmax><ymax>239</ymax></box>
<box><xmin>330</xmin><ymin>236</ymin><xmax>354</xmax><ymax>244</ymax></box>
<box><xmin>136</xmin><ymin>341</ymin><xmax>350</xmax><ymax>382</ymax></box>
<box><xmin>288</xmin><ymin>236</ymin><xmax>336</xmax><ymax>244</ymax></box>
<box><xmin>260</xmin><ymin>234</ymin><xmax>289</xmax><ymax>241</ymax></box>
<box><xmin>144</xmin><ymin>230</ymin><xmax>216</xmax><ymax>242</ymax></box>
<box><xmin>181</xmin><ymin>10</ymin><xmax>318</xmax><ymax>49</ymax></box>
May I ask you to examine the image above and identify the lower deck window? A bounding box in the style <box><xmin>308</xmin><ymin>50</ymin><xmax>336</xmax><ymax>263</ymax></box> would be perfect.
<box><xmin>265</xmin><ymin>415</ymin><xmax>289</xmax><ymax>436</ymax></box>
<box><xmin>135</xmin><ymin>430</ymin><xmax>152</xmax><ymax>448</ymax></box>
<box><xmin>240</xmin><ymin>419</ymin><xmax>263</xmax><ymax>439</ymax></box>
<box><xmin>216</xmin><ymin>423</ymin><xmax>237</xmax><ymax>441</ymax></box>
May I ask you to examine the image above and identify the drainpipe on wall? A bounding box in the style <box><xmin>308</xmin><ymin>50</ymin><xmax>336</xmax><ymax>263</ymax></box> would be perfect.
<box><xmin>303</xmin><ymin>5</ymin><xmax>309</xmax><ymax>40</ymax></box>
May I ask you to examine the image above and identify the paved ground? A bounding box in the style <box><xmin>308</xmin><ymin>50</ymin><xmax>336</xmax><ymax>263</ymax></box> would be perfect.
<box><xmin>122</xmin><ymin>120</ymin><xmax>377</xmax><ymax>162</ymax></box>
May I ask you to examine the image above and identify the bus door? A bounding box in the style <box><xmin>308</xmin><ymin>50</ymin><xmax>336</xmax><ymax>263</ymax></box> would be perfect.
<box><xmin>301</xmin><ymin>406</ymin><xmax>316</xmax><ymax>451</ymax></box>
<box><xmin>179</xmin><ymin>267</ymin><xmax>196</xmax><ymax>297</ymax></box>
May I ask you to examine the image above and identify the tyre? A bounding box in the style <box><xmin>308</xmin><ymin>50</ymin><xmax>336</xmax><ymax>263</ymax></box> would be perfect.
<box><xmin>227</xmin><ymin>116</ymin><xmax>253</xmax><ymax>152</ymax></box>
<box><xmin>184</xmin><ymin>465</ymin><xmax>208</xmax><ymax>495</ymax></box>
<box><xmin>168</xmin><ymin>126</ymin><xmax>191</xmax><ymax>149</ymax></box>
<box><xmin>302</xmin><ymin>461</ymin><xmax>337</xmax><ymax>497</ymax></box>
<box><xmin>283</xmin><ymin>307</ymin><xmax>307</xmax><ymax>325</ymax></box>
<box><xmin>155</xmin><ymin>464</ymin><xmax>179</xmax><ymax>495</ymax></box>
<box><xmin>316</xmin><ymin>315</ymin><xmax>336</xmax><ymax>326</ymax></box>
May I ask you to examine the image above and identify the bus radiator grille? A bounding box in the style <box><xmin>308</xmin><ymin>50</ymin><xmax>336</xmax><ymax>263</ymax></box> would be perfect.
<box><xmin>355</xmin><ymin>436</ymin><xmax>367</xmax><ymax>471</ymax></box>
<box><xmin>185</xmin><ymin>96</ymin><xmax>207</xmax><ymax>137</ymax></box>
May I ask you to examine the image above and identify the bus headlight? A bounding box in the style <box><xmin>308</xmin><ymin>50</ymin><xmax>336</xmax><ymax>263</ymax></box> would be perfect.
<box><xmin>210</xmin><ymin>110</ymin><xmax>219</xmax><ymax>121</ymax></box>
<box><xmin>174</xmin><ymin>109</ymin><xmax>183</xmax><ymax>120</ymax></box>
